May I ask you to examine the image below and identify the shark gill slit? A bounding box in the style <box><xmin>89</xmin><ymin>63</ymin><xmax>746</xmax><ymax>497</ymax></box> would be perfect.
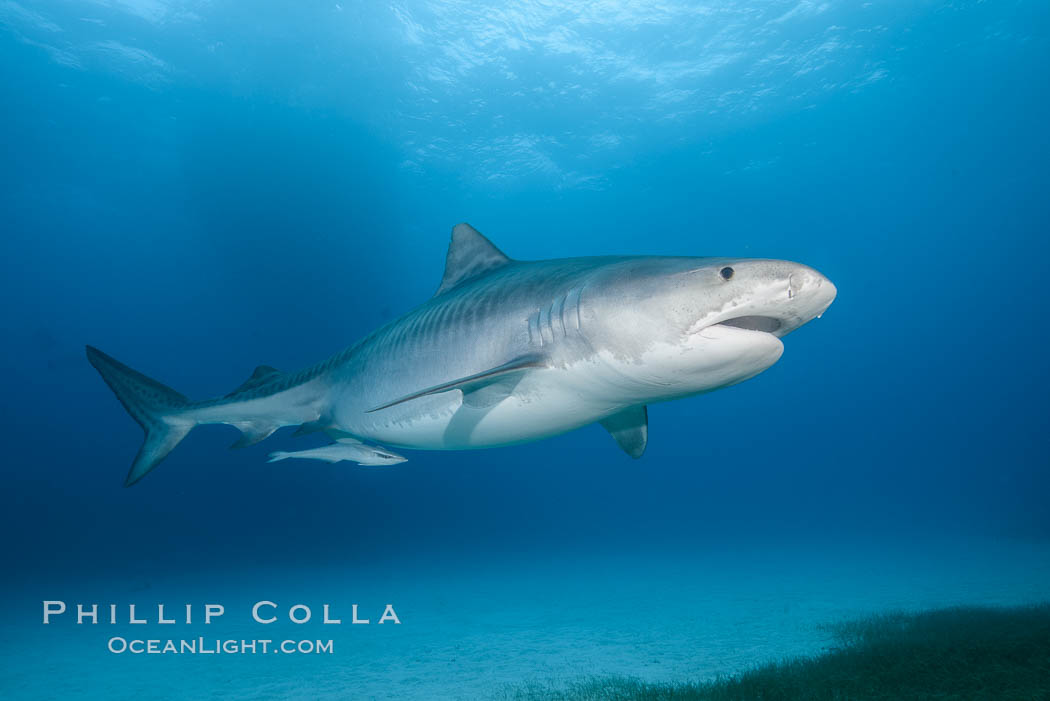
<box><xmin>551</xmin><ymin>295</ymin><xmax>565</xmax><ymax>338</ymax></box>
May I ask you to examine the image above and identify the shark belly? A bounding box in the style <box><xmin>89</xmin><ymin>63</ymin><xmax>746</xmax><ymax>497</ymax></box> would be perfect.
<box><xmin>344</xmin><ymin>364</ymin><xmax>619</xmax><ymax>451</ymax></box>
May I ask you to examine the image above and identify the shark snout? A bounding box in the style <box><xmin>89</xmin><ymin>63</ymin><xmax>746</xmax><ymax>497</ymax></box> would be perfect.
<box><xmin>783</xmin><ymin>265</ymin><xmax>836</xmax><ymax>332</ymax></box>
<box><xmin>817</xmin><ymin>277</ymin><xmax>837</xmax><ymax>317</ymax></box>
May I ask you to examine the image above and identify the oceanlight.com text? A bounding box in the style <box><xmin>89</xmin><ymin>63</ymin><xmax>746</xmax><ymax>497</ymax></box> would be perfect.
<box><xmin>107</xmin><ymin>637</ymin><xmax>334</xmax><ymax>655</ymax></box>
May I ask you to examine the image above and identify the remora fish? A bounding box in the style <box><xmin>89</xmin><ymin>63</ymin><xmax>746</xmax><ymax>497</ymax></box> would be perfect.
<box><xmin>87</xmin><ymin>223</ymin><xmax>836</xmax><ymax>486</ymax></box>
<box><xmin>267</xmin><ymin>437</ymin><xmax>407</xmax><ymax>466</ymax></box>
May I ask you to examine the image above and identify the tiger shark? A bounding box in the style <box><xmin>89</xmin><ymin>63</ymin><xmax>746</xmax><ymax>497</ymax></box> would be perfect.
<box><xmin>87</xmin><ymin>223</ymin><xmax>836</xmax><ymax>486</ymax></box>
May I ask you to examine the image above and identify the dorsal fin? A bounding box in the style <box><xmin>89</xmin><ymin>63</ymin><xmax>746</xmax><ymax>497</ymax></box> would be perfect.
<box><xmin>434</xmin><ymin>223</ymin><xmax>513</xmax><ymax>296</ymax></box>
<box><xmin>225</xmin><ymin>365</ymin><xmax>282</xmax><ymax>398</ymax></box>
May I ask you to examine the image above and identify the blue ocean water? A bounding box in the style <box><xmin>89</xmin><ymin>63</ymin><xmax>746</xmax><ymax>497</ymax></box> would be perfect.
<box><xmin>1</xmin><ymin>1</ymin><xmax>1048</xmax><ymax>698</ymax></box>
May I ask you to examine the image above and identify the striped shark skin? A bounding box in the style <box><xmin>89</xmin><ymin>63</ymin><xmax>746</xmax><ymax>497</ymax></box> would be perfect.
<box><xmin>87</xmin><ymin>223</ymin><xmax>837</xmax><ymax>486</ymax></box>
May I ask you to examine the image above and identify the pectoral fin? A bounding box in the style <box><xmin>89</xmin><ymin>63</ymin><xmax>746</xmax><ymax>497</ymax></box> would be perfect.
<box><xmin>366</xmin><ymin>353</ymin><xmax>547</xmax><ymax>413</ymax></box>
<box><xmin>600</xmin><ymin>405</ymin><xmax>648</xmax><ymax>458</ymax></box>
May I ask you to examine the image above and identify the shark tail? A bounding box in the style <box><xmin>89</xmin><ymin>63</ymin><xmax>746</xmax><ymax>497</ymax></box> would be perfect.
<box><xmin>86</xmin><ymin>345</ymin><xmax>195</xmax><ymax>487</ymax></box>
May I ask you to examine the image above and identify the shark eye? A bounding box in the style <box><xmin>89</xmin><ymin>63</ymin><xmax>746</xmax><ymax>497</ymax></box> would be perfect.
<box><xmin>720</xmin><ymin>266</ymin><xmax>734</xmax><ymax>281</ymax></box>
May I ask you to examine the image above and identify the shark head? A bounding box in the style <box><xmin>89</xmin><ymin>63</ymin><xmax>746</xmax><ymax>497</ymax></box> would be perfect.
<box><xmin>582</xmin><ymin>256</ymin><xmax>837</xmax><ymax>402</ymax></box>
<box><xmin>677</xmin><ymin>258</ymin><xmax>837</xmax><ymax>338</ymax></box>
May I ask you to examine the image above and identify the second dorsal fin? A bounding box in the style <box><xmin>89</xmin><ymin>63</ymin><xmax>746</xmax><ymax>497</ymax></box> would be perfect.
<box><xmin>434</xmin><ymin>223</ymin><xmax>513</xmax><ymax>296</ymax></box>
<box><xmin>225</xmin><ymin>365</ymin><xmax>282</xmax><ymax>398</ymax></box>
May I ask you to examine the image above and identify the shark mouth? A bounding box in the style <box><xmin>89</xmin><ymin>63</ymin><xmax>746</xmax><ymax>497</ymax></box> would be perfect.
<box><xmin>714</xmin><ymin>316</ymin><xmax>783</xmax><ymax>333</ymax></box>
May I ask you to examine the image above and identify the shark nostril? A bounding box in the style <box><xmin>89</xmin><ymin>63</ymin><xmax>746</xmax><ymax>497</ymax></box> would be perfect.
<box><xmin>789</xmin><ymin>272</ymin><xmax>807</xmax><ymax>294</ymax></box>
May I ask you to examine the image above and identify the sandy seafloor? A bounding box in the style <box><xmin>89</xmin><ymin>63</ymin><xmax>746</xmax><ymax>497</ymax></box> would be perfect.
<box><xmin>2</xmin><ymin>537</ymin><xmax>1048</xmax><ymax>700</ymax></box>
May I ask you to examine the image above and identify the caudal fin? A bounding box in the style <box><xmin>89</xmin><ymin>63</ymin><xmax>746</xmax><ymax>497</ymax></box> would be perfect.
<box><xmin>86</xmin><ymin>345</ymin><xmax>194</xmax><ymax>487</ymax></box>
